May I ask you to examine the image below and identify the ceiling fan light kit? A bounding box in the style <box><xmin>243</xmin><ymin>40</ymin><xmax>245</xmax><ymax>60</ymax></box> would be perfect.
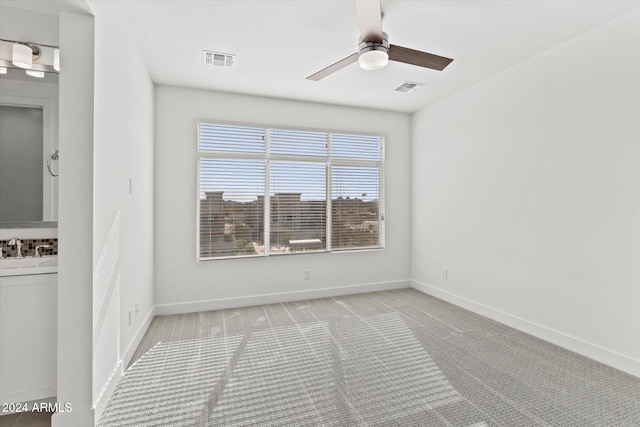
<box><xmin>306</xmin><ymin>0</ymin><xmax>453</xmax><ymax>81</ymax></box>
<box><xmin>358</xmin><ymin>32</ymin><xmax>389</xmax><ymax>70</ymax></box>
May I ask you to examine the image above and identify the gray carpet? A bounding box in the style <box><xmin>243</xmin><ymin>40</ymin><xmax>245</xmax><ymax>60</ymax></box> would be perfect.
<box><xmin>98</xmin><ymin>289</ymin><xmax>640</xmax><ymax>426</ymax></box>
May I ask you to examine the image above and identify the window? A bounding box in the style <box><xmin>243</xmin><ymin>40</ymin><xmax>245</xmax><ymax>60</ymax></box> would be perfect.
<box><xmin>197</xmin><ymin>123</ymin><xmax>384</xmax><ymax>260</ymax></box>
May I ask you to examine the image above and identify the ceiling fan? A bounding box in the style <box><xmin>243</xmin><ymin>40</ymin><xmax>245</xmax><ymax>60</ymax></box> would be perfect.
<box><xmin>306</xmin><ymin>0</ymin><xmax>453</xmax><ymax>81</ymax></box>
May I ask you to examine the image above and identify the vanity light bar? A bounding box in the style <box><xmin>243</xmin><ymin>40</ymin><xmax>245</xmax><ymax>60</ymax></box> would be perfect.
<box><xmin>0</xmin><ymin>39</ymin><xmax>60</xmax><ymax>75</ymax></box>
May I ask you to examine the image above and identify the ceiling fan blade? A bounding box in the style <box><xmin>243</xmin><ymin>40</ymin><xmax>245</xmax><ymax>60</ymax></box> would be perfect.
<box><xmin>354</xmin><ymin>0</ymin><xmax>383</xmax><ymax>42</ymax></box>
<box><xmin>389</xmin><ymin>45</ymin><xmax>453</xmax><ymax>71</ymax></box>
<box><xmin>306</xmin><ymin>52</ymin><xmax>359</xmax><ymax>81</ymax></box>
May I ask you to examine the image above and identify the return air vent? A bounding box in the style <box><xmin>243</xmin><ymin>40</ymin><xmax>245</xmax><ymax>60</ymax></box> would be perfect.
<box><xmin>395</xmin><ymin>81</ymin><xmax>425</xmax><ymax>93</ymax></box>
<box><xmin>202</xmin><ymin>50</ymin><xmax>235</xmax><ymax>67</ymax></box>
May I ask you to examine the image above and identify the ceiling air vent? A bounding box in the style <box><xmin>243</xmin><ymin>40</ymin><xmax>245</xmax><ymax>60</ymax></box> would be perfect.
<box><xmin>395</xmin><ymin>81</ymin><xmax>425</xmax><ymax>93</ymax></box>
<box><xmin>202</xmin><ymin>50</ymin><xmax>235</xmax><ymax>67</ymax></box>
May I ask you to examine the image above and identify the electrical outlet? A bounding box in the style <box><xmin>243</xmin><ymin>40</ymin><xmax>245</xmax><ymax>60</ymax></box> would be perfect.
<box><xmin>442</xmin><ymin>268</ymin><xmax>448</xmax><ymax>279</ymax></box>
<box><xmin>304</xmin><ymin>269</ymin><xmax>311</xmax><ymax>280</ymax></box>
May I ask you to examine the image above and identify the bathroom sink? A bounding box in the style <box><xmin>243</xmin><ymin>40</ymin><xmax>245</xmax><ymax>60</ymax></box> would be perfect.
<box><xmin>0</xmin><ymin>256</ymin><xmax>58</xmax><ymax>276</ymax></box>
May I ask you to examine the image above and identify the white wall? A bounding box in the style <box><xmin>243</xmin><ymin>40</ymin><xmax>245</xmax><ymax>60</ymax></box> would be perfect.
<box><xmin>155</xmin><ymin>86</ymin><xmax>411</xmax><ymax>311</ymax></box>
<box><xmin>90</xmin><ymin>1</ymin><xmax>155</xmax><ymax>419</ymax></box>
<box><xmin>54</xmin><ymin>10</ymin><xmax>95</xmax><ymax>427</ymax></box>
<box><xmin>0</xmin><ymin>5</ymin><xmax>58</xmax><ymax>46</ymax></box>
<box><xmin>411</xmin><ymin>10</ymin><xmax>640</xmax><ymax>376</ymax></box>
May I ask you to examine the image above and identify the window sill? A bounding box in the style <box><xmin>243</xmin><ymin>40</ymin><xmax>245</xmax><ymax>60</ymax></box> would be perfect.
<box><xmin>197</xmin><ymin>246</ymin><xmax>384</xmax><ymax>262</ymax></box>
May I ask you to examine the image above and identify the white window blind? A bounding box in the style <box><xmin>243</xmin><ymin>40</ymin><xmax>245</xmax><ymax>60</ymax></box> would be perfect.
<box><xmin>331</xmin><ymin>133</ymin><xmax>381</xmax><ymax>160</ymax></box>
<box><xmin>331</xmin><ymin>166</ymin><xmax>380</xmax><ymax>250</ymax></box>
<box><xmin>199</xmin><ymin>159</ymin><xmax>265</xmax><ymax>258</ymax></box>
<box><xmin>199</xmin><ymin>123</ymin><xmax>265</xmax><ymax>153</ymax></box>
<box><xmin>269</xmin><ymin>128</ymin><xmax>327</xmax><ymax>157</ymax></box>
<box><xmin>197</xmin><ymin>123</ymin><xmax>384</xmax><ymax>260</ymax></box>
<box><xmin>270</xmin><ymin>161</ymin><xmax>326</xmax><ymax>254</ymax></box>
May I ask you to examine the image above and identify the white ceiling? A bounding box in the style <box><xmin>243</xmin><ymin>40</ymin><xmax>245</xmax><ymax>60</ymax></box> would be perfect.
<box><xmin>22</xmin><ymin>1</ymin><xmax>640</xmax><ymax>113</ymax></box>
<box><xmin>108</xmin><ymin>0</ymin><xmax>639</xmax><ymax>113</ymax></box>
<box><xmin>0</xmin><ymin>0</ymin><xmax>91</xmax><ymax>16</ymax></box>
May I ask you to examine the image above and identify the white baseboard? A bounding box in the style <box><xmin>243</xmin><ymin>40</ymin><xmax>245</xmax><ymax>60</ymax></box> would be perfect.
<box><xmin>93</xmin><ymin>306</ymin><xmax>156</xmax><ymax>423</ymax></box>
<box><xmin>156</xmin><ymin>280</ymin><xmax>411</xmax><ymax>316</ymax></box>
<box><xmin>92</xmin><ymin>362</ymin><xmax>122</xmax><ymax>424</ymax></box>
<box><xmin>411</xmin><ymin>280</ymin><xmax>640</xmax><ymax>378</ymax></box>
<box><xmin>122</xmin><ymin>306</ymin><xmax>156</xmax><ymax>370</ymax></box>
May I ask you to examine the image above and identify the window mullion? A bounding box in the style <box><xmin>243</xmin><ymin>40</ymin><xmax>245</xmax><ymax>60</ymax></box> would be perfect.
<box><xmin>326</xmin><ymin>134</ymin><xmax>332</xmax><ymax>251</ymax></box>
<box><xmin>196</xmin><ymin>125</ymin><xmax>202</xmax><ymax>260</ymax></box>
<box><xmin>197</xmin><ymin>150</ymin><xmax>264</xmax><ymax>160</ymax></box>
<box><xmin>263</xmin><ymin>131</ymin><xmax>270</xmax><ymax>256</ymax></box>
<box><xmin>380</xmin><ymin>137</ymin><xmax>385</xmax><ymax>247</ymax></box>
<box><xmin>268</xmin><ymin>153</ymin><xmax>329</xmax><ymax>163</ymax></box>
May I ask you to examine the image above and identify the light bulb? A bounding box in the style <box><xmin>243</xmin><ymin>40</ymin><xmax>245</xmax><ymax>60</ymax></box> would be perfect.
<box><xmin>53</xmin><ymin>48</ymin><xmax>60</xmax><ymax>72</ymax></box>
<box><xmin>12</xmin><ymin>43</ymin><xmax>33</xmax><ymax>69</ymax></box>
<box><xmin>358</xmin><ymin>50</ymin><xmax>389</xmax><ymax>71</ymax></box>
<box><xmin>26</xmin><ymin>69</ymin><xmax>45</xmax><ymax>78</ymax></box>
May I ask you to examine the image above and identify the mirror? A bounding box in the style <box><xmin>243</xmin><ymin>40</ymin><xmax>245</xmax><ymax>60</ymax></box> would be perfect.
<box><xmin>0</xmin><ymin>37</ymin><xmax>59</xmax><ymax>226</ymax></box>
<box><xmin>0</xmin><ymin>75</ymin><xmax>58</xmax><ymax>224</ymax></box>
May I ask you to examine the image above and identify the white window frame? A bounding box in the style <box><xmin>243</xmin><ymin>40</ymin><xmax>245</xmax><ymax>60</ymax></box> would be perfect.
<box><xmin>197</xmin><ymin>121</ymin><xmax>385</xmax><ymax>261</ymax></box>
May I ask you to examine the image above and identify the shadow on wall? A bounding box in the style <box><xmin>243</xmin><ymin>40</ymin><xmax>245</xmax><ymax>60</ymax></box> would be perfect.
<box><xmin>93</xmin><ymin>211</ymin><xmax>121</xmax><ymax>417</ymax></box>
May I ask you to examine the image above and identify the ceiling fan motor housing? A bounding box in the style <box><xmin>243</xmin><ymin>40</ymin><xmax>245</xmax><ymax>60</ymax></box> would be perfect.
<box><xmin>358</xmin><ymin>32</ymin><xmax>389</xmax><ymax>70</ymax></box>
